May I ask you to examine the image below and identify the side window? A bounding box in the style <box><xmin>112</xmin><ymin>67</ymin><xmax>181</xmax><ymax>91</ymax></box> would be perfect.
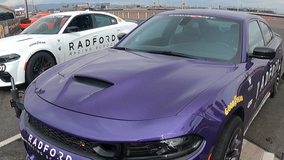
<box><xmin>259</xmin><ymin>21</ymin><xmax>273</xmax><ymax>44</ymax></box>
<box><xmin>248</xmin><ymin>21</ymin><xmax>264</xmax><ymax>53</ymax></box>
<box><xmin>67</xmin><ymin>15</ymin><xmax>92</xmax><ymax>32</ymax></box>
<box><xmin>92</xmin><ymin>14</ymin><xmax>117</xmax><ymax>28</ymax></box>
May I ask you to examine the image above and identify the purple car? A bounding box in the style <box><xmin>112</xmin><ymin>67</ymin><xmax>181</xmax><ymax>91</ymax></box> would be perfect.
<box><xmin>11</xmin><ymin>9</ymin><xmax>282</xmax><ymax>160</ymax></box>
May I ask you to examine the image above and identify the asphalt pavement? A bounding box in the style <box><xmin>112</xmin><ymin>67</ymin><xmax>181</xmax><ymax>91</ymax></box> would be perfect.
<box><xmin>245</xmin><ymin>83</ymin><xmax>284</xmax><ymax>158</ymax></box>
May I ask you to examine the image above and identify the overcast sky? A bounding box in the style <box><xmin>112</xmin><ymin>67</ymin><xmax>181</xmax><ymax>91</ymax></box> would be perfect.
<box><xmin>1</xmin><ymin>0</ymin><xmax>284</xmax><ymax>13</ymax></box>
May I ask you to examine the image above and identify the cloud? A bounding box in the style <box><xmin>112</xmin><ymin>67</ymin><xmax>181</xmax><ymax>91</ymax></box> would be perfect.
<box><xmin>0</xmin><ymin>0</ymin><xmax>24</xmax><ymax>6</ymax></box>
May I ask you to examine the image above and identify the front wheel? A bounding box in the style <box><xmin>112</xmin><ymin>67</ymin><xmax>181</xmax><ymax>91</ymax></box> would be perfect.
<box><xmin>26</xmin><ymin>52</ymin><xmax>56</xmax><ymax>84</ymax></box>
<box><xmin>211</xmin><ymin>115</ymin><xmax>243</xmax><ymax>160</ymax></box>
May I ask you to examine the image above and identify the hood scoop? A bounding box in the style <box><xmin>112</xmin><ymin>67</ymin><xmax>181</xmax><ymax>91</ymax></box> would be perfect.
<box><xmin>73</xmin><ymin>76</ymin><xmax>114</xmax><ymax>88</ymax></box>
<box><xmin>36</xmin><ymin>75</ymin><xmax>115</xmax><ymax>105</ymax></box>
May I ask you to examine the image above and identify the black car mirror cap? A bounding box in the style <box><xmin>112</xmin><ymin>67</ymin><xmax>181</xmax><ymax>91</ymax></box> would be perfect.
<box><xmin>117</xmin><ymin>33</ymin><xmax>127</xmax><ymax>40</ymax></box>
<box><xmin>249</xmin><ymin>47</ymin><xmax>276</xmax><ymax>60</ymax></box>
<box><xmin>65</xmin><ymin>26</ymin><xmax>79</xmax><ymax>33</ymax></box>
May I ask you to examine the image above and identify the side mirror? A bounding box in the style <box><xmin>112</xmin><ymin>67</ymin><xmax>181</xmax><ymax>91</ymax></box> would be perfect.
<box><xmin>117</xmin><ymin>33</ymin><xmax>127</xmax><ymax>40</ymax></box>
<box><xmin>249</xmin><ymin>47</ymin><xmax>276</xmax><ymax>60</ymax></box>
<box><xmin>65</xmin><ymin>26</ymin><xmax>79</xmax><ymax>33</ymax></box>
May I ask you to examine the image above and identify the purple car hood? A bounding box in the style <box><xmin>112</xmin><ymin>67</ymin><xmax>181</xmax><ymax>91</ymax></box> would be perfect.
<box><xmin>34</xmin><ymin>49</ymin><xmax>236</xmax><ymax>120</ymax></box>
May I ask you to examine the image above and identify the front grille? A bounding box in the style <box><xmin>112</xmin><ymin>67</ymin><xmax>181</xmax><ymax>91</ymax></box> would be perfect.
<box><xmin>28</xmin><ymin>115</ymin><xmax>121</xmax><ymax>159</ymax></box>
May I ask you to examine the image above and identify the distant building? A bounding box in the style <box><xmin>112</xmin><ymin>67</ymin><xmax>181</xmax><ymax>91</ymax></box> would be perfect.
<box><xmin>15</xmin><ymin>7</ymin><xmax>25</xmax><ymax>16</ymax></box>
<box><xmin>47</xmin><ymin>9</ymin><xmax>61</xmax><ymax>13</ymax></box>
<box><xmin>77</xmin><ymin>4</ymin><xmax>90</xmax><ymax>10</ymax></box>
<box><xmin>101</xmin><ymin>3</ymin><xmax>110</xmax><ymax>10</ymax></box>
<box><xmin>0</xmin><ymin>4</ymin><xmax>15</xmax><ymax>16</ymax></box>
<box><xmin>78</xmin><ymin>3</ymin><xmax>110</xmax><ymax>11</ymax></box>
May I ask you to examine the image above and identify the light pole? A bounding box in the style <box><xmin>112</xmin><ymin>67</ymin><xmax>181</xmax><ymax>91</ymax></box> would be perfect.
<box><xmin>238</xmin><ymin>0</ymin><xmax>240</xmax><ymax>11</ymax></box>
<box><xmin>24</xmin><ymin>0</ymin><xmax>29</xmax><ymax>19</ymax></box>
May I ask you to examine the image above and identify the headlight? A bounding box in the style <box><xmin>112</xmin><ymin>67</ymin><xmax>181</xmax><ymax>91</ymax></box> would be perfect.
<box><xmin>123</xmin><ymin>135</ymin><xmax>203</xmax><ymax>160</ymax></box>
<box><xmin>0</xmin><ymin>54</ymin><xmax>20</xmax><ymax>63</ymax></box>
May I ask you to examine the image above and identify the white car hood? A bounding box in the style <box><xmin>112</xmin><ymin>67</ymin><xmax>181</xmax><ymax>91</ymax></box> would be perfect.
<box><xmin>0</xmin><ymin>34</ymin><xmax>50</xmax><ymax>54</ymax></box>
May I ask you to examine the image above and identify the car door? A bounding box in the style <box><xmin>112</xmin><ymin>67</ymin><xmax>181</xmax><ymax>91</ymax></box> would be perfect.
<box><xmin>62</xmin><ymin>13</ymin><xmax>120</xmax><ymax>61</ymax></box>
<box><xmin>258</xmin><ymin>20</ymin><xmax>282</xmax><ymax>97</ymax></box>
<box><xmin>90</xmin><ymin>13</ymin><xmax>121</xmax><ymax>48</ymax></box>
<box><xmin>244</xmin><ymin>19</ymin><xmax>281</xmax><ymax>122</ymax></box>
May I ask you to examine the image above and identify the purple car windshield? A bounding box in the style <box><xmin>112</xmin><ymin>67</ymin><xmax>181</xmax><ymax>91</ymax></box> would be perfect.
<box><xmin>118</xmin><ymin>14</ymin><xmax>242</xmax><ymax>63</ymax></box>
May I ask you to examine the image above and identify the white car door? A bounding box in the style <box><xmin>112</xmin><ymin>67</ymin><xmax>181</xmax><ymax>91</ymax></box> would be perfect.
<box><xmin>62</xmin><ymin>14</ymin><xmax>120</xmax><ymax>61</ymax></box>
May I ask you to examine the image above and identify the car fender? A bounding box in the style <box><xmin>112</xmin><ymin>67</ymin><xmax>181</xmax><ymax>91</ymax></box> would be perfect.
<box><xmin>177</xmin><ymin>64</ymin><xmax>248</xmax><ymax>145</ymax></box>
<box><xmin>15</xmin><ymin>39</ymin><xmax>62</xmax><ymax>84</ymax></box>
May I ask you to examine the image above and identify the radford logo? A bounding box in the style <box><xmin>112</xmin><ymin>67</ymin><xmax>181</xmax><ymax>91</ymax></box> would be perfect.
<box><xmin>68</xmin><ymin>35</ymin><xmax>117</xmax><ymax>56</ymax></box>
<box><xmin>26</xmin><ymin>134</ymin><xmax>73</xmax><ymax>160</ymax></box>
<box><xmin>255</xmin><ymin>59</ymin><xmax>280</xmax><ymax>100</ymax></box>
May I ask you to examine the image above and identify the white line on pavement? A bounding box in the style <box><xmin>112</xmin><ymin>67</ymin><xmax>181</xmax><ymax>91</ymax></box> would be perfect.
<box><xmin>0</xmin><ymin>134</ymin><xmax>21</xmax><ymax>148</ymax></box>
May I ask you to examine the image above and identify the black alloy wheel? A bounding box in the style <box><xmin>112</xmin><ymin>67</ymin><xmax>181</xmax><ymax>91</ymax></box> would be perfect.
<box><xmin>26</xmin><ymin>51</ymin><xmax>56</xmax><ymax>84</ymax></box>
<box><xmin>271</xmin><ymin>60</ymin><xmax>282</xmax><ymax>98</ymax></box>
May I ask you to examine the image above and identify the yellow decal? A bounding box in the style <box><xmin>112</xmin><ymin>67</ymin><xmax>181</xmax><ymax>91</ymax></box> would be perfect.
<box><xmin>0</xmin><ymin>25</ymin><xmax>4</xmax><ymax>39</ymax></box>
<box><xmin>9</xmin><ymin>24</ymin><xmax>16</xmax><ymax>29</ymax></box>
<box><xmin>225</xmin><ymin>95</ymin><xmax>243</xmax><ymax>115</ymax></box>
<box><xmin>117</xmin><ymin>18</ymin><xmax>122</xmax><ymax>22</ymax></box>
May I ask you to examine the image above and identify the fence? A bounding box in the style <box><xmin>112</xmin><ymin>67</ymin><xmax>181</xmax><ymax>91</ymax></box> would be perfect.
<box><xmin>105</xmin><ymin>9</ymin><xmax>284</xmax><ymax>25</ymax></box>
<box><xmin>0</xmin><ymin>18</ymin><xmax>22</xmax><ymax>39</ymax></box>
<box><xmin>105</xmin><ymin>9</ymin><xmax>167</xmax><ymax>20</ymax></box>
<box><xmin>0</xmin><ymin>9</ymin><xmax>283</xmax><ymax>39</ymax></box>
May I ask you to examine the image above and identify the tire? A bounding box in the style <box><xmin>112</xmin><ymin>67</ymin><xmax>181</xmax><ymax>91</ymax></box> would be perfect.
<box><xmin>211</xmin><ymin>115</ymin><xmax>243</xmax><ymax>160</ymax></box>
<box><xmin>270</xmin><ymin>61</ymin><xmax>282</xmax><ymax>98</ymax></box>
<box><xmin>26</xmin><ymin>52</ymin><xmax>56</xmax><ymax>84</ymax></box>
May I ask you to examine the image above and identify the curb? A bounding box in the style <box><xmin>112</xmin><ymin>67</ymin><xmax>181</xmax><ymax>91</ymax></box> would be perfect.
<box><xmin>240</xmin><ymin>139</ymin><xmax>278</xmax><ymax>160</ymax></box>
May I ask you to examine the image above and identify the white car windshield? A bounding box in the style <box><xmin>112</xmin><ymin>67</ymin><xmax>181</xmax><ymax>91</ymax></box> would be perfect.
<box><xmin>21</xmin><ymin>15</ymin><xmax>70</xmax><ymax>34</ymax></box>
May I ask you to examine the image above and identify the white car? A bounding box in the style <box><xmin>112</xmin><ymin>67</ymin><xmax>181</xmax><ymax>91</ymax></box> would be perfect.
<box><xmin>0</xmin><ymin>10</ymin><xmax>137</xmax><ymax>87</ymax></box>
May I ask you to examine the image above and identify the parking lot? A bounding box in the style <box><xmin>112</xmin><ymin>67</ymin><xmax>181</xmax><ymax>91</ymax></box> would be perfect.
<box><xmin>0</xmin><ymin>10</ymin><xmax>284</xmax><ymax>159</ymax></box>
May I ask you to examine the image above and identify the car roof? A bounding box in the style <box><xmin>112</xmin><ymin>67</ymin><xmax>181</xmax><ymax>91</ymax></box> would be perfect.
<box><xmin>48</xmin><ymin>10</ymin><xmax>115</xmax><ymax>17</ymax></box>
<box><xmin>158</xmin><ymin>9</ymin><xmax>262</xmax><ymax>22</ymax></box>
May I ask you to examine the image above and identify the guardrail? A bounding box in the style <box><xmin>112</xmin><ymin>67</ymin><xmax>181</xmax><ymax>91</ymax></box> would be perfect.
<box><xmin>0</xmin><ymin>9</ymin><xmax>283</xmax><ymax>40</ymax></box>
<box><xmin>105</xmin><ymin>9</ymin><xmax>284</xmax><ymax>23</ymax></box>
<box><xmin>250</xmin><ymin>12</ymin><xmax>284</xmax><ymax>18</ymax></box>
<box><xmin>105</xmin><ymin>9</ymin><xmax>168</xmax><ymax>20</ymax></box>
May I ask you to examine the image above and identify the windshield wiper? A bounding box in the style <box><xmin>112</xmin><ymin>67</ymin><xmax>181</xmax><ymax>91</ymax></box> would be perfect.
<box><xmin>112</xmin><ymin>46</ymin><xmax>131</xmax><ymax>51</ymax></box>
<box><xmin>112</xmin><ymin>48</ymin><xmax>197</xmax><ymax>59</ymax></box>
<box><xmin>145</xmin><ymin>50</ymin><xmax>197</xmax><ymax>59</ymax></box>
